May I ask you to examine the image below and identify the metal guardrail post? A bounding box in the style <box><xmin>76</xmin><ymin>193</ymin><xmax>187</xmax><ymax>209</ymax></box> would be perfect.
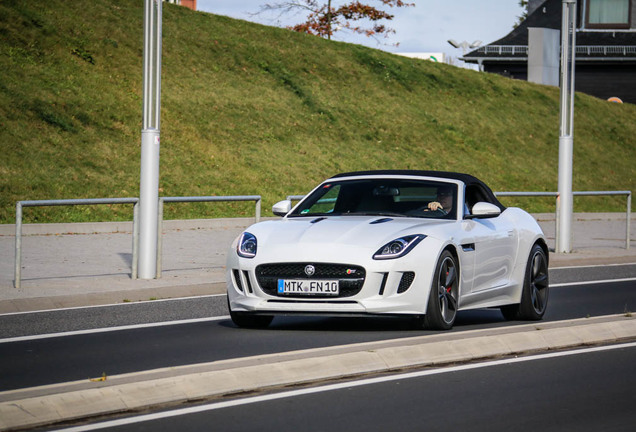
<box><xmin>627</xmin><ymin>192</ymin><xmax>632</xmax><ymax>250</ymax></box>
<box><xmin>555</xmin><ymin>193</ymin><xmax>560</xmax><ymax>246</ymax></box>
<box><xmin>255</xmin><ymin>197</ymin><xmax>261</xmax><ymax>223</ymax></box>
<box><xmin>132</xmin><ymin>201</ymin><xmax>140</xmax><ymax>279</ymax></box>
<box><xmin>14</xmin><ymin>202</ymin><xmax>22</xmax><ymax>289</ymax></box>
<box><xmin>156</xmin><ymin>198</ymin><xmax>164</xmax><ymax>279</ymax></box>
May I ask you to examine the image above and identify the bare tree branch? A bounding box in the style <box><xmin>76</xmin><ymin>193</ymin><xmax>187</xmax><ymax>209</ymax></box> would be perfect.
<box><xmin>255</xmin><ymin>0</ymin><xmax>414</xmax><ymax>42</ymax></box>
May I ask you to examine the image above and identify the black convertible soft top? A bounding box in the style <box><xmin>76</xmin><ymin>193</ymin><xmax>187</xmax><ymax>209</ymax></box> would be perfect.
<box><xmin>330</xmin><ymin>170</ymin><xmax>506</xmax><ymax>211</ymax></box>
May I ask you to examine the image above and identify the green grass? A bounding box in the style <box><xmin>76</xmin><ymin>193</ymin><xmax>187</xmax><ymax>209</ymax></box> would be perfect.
<box><xmin>1</xmin><ymin>0</ymin><xmax>635</xmax><ymax>224</ymax></box>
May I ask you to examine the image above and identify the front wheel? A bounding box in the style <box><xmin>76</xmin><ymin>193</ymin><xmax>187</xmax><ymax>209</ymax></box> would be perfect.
<box><xmin>501</xmin><ymin>244</ymin><xmax>549</xmax><ymax>321</ymax></box>
<box><xmin>418</xmin><ymin>250</ymin><xmax>459</xmax><ymax>330</ymax></box>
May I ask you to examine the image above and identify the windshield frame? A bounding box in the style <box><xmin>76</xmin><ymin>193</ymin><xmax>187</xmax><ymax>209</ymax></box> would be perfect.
<box><xmin>288</xmin><ymin>176</ymin><xmax>462</xmax><ymax>220</ymax></box>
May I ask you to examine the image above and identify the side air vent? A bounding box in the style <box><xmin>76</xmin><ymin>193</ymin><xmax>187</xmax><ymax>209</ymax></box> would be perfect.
<box><xmin>378</xmin><ymin>272</ymin><xmax>389</xmax><ymax>295</ymax></box>
<box><xmin>233</xmin><ymin>269</ymin><xmax>243</xmax><ymax>292</ymax></box>
<box><xmin>397</xmin><ymin>272</ymin><xmax>415</xmax><ymax>294</ymax></box>
<box><xmin>243</xmin><ymin>270</ymin><xmax>254</xmax><ymax>293</ymax></box>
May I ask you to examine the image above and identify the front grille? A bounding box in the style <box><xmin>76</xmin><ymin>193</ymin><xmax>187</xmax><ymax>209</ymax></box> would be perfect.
<box><xmin>255</xmin><ymin>263</ymin><xmax>366</xmax><ymax>298</ymax></box>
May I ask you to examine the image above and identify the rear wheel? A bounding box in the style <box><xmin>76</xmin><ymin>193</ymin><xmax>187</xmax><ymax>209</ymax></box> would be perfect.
<box><xmin>227</xmin><ymin>295</ymin><xmax>273</xmax><ymax>329</ymax></box>
<box><xmin>418</xmin><ymin>250</ymin><xmax>459</xmax><ymax>330</ymax></box>
<box><xmin>501</xmin><ymin>244</ymin><xmax>549</xmax><ymax>321</ymax></box>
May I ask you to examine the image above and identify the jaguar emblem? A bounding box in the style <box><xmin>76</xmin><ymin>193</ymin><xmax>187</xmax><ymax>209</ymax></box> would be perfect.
<box><xmin>304</xmin><ymin>265</ymin><xmax>316</xmax><ymax>276</ymax></box>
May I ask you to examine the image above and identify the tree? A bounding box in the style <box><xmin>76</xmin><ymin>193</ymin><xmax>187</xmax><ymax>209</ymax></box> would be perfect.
<box><xmin>514</xmin><ymin>0</ymin><xmax>529</xmax><ymax>28</ymax></box>
<box><xmin>259</xmin><ymin>0</ymin><xmax>414</xmax><ymax>41</ymax></box>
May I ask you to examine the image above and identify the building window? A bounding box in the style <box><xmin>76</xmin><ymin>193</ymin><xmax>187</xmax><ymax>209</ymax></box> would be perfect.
<box><xmin>586</xmin><ymin>0</ymin><xmax>630</xmax><ymax>29</ymax></box>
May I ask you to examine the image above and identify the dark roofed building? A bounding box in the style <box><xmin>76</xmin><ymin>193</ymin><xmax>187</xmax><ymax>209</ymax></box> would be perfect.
<box><xmin>462</xmin><ymin>0</ymin><xmax>636</xmax><ymax>104</ymax></box>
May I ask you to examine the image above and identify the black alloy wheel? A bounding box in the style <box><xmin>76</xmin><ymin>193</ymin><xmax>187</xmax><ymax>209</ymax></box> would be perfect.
<box><xmin>420</xmin><ymin>250</ymin><xmax>459</xmax><ymax>330</ymax></box>
<box><xmin>501</xmin><ymin>243</ymin><xmax>549</xmax><ymax>321</ymax></box>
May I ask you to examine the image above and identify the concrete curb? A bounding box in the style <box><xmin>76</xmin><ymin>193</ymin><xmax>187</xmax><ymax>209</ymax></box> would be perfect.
<box><xmin>0</xmin><ymin>283</ymin><xmax>227</xmax><ymax>314</ymax></box>
<box><xmin>1</xmin><ymin>314</ymin><xmax>634</xmax><ymax>431</ymax></box>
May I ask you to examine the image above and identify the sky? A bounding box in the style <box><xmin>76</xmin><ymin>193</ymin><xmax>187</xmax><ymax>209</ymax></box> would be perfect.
<box><xmin>196</xmin><ymin>0</ymin><xmax>525</xmax><ymax>65</ymax></box>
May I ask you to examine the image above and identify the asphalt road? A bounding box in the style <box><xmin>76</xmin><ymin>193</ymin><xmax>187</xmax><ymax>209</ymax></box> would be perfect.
<box><xmin>1</xmin><ymin>265</ymin><xmax>634</xmax><ymax>392</ymax></box>
<box><xmin>89</xmin><ymin>343</ymin><xmax>636</xmax><ymax>432</ymax></box>
<box><xmin>2</xmin><ymin>263</ymin><xmax>636</xmax><ymax>339</ymax></box>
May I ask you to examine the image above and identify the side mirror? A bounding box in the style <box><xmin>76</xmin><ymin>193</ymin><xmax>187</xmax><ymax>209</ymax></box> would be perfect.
<box><xmin>272</xmin><ymin>200</ymin><xmax>292</xmax><ymax>217</ymax></box>
<box><xmin>468</xmin><ymin>202</ymin><xmax>501</xmax><ymax>219</ymax></box>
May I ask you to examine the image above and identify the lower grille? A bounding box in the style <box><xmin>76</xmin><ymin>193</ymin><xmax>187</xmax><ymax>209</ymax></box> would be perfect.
<box><xmin>255</xmin><ymin>263</ymin><xmax>366</xmax><ymax>298</ymax></box>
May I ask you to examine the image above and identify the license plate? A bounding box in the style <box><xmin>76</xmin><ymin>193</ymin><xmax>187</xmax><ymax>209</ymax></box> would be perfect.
<box><xmin>277</xmin><ymin>279</ymin><xmax>339</xmax><ymax>296</ymax></box>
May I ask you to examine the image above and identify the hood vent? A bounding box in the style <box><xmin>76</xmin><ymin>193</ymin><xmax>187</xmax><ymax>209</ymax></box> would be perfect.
<box><xmin>370</xmin><ymin>218</ymin><xmax>393</xmax><ymax>225</ymax></box>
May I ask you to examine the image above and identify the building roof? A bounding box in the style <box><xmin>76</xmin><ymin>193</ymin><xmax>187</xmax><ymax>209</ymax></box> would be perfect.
<box><xmin>463</xmin><ymin>0</ymin><xmax>636</xmax><ymax>62</ymax></box>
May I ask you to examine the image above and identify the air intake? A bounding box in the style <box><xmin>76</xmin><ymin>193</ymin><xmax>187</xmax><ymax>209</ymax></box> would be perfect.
<box><xmin>397</xmin><ymin>272</ymin><xmax>415</xmax><ymax>293</ymax></box>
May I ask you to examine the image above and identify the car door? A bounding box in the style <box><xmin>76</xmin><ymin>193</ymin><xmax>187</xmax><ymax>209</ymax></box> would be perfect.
<box><xmin>461</xmin><ymin>184</ymin><xmax>517</xmax><ymax>292</ymax></box>
<box><xmin>465</xmin><ymin>216</ymin><xmax>517</xmax><ymax>292</ymax></box>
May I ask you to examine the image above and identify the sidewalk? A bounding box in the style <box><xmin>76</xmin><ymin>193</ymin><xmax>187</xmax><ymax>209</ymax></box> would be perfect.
<box><xmin>0</xmin><ymin>213</ymin><xmax>634</xmax><ymax>313</ymax></box>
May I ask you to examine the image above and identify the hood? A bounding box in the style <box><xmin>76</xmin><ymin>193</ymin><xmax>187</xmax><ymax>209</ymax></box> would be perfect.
<box><xmin>246</xmin><ymin>216</ymin><xmax>453</xmax><ymax>260</ymax></box>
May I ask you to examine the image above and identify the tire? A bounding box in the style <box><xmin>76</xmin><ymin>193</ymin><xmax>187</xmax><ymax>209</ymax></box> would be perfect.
<box><xmin>227</xmin><ymin>295</ymin><xmax>273</xmax><ymax>329</ymax></box>
<box><xmin>419</xmin><ymin>250</ymin><xmax>459</xmax><ymax>330</ymax></box>
<box><xmin>501</xmin><ymin>244</ymin><xmax>549</xmax><ymax>321</ymax></box>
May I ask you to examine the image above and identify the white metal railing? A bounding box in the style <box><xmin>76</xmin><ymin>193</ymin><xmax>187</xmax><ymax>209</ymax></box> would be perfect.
<box><xmin>577</xmin><ymin>45</ymin><xmax>636</xmax><ymax>55</ymax></box>
<box><xmin>477</xmin><ymin>45</ymin><xmax>528</xmax><ymax>55</ymax></box>
<box><xmin>495</xmin><ymin>191</ymin><xmax>630</xmax><ymax>249</ymax></box>
<box><xmin>13</xmin><ymin>195</ymin><xmax>262</xmax><ymax>288</ymax></box>
<box><xmin>11</xmin><ymin>190</ymin><xmax>632</xmax><ymax>288</ymax></box>
<box><xmin>155</xmin><ymin>195</ymin><xmax>261</xmax><ymax>278</ymax></box>
<box><xmin>473</xmin><ymin>45</ymin><xmax>636</xmax><ymax>56</ymax></box>
<box><xmin>14</xmin><ymin>198</ymin><xmax>140</xmax><ymax>290</ymax></box>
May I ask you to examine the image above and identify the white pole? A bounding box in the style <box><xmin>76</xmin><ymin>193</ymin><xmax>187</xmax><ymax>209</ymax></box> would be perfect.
<box><xmin>556</xmin><ymin>0</ymin><xmax>576</xmax><ymax>253</ymax></box>
<box><xmin>139</xmin><ymin>0</ymin><xmax>162</xmax><ymax>278</ymax></box>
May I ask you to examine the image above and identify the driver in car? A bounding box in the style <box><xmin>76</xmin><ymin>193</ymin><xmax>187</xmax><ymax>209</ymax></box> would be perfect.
<box><xmin>426</xmin><ymin>187</ymin><xmax>453</xmax><ymax>214</ymax></box>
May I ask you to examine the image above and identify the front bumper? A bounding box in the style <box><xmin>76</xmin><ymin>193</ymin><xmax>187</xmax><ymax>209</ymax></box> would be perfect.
<box><xmin>227</xmin><ymin>260</ymin><xmax>437</xmax><ymax>316</ymax></box>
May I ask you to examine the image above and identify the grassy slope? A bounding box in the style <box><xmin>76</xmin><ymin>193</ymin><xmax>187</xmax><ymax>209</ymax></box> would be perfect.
<box><xmin>1</xmin><ymin>0</ymin><xmax>634</xmax><ymax>224</ymax></box>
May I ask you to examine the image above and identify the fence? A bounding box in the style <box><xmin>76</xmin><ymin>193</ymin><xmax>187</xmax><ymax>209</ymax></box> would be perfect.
<box><xmin>12</xmin><ymin>190</ymin><xmax>632</xmax><ymax>288</ymax></box>
<box><xmin>14</xmin><ymin>198</ymin><xmax>140</xmax><ymax>290</ymax></box>
<box><xmin>494</xmin><ymin>191</ymin><xmax>631</xmax><ymax>250</ymax></box>
<box><xmin>155</xmin><ymin>195</ymin><xmax>261</xmax><ymax>278</ymax></box>
<box><xmin>13</xmin><ymin>195</ymin><xmax>261</xmax><ymax>288</ymax></box>
<box><xmin>474</xmin><ymin>45</ymin><xmax>636</xmax><ymax>57</ymax></box>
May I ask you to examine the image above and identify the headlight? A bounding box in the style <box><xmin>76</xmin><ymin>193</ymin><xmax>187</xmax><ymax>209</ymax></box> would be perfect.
<box><xmin>237</xmin><ymin>232</ymin><xmax>257</xmax><ymax>258</ymax></box>
<box><xmin>373</xmin><ymin>235</ymin><xmax>426</xmax><ymax>260</ymax></box>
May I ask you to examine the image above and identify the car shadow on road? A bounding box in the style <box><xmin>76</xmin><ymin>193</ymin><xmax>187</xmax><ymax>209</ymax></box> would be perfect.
<box><xmin>219</xmin><ymin>309</ymin><xmax>508</xmax><ymax>332</ymax></box>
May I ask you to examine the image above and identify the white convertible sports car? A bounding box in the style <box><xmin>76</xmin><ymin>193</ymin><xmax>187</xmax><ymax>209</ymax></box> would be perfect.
<box><xmin>226</xmin><ymin>170</ymin><xmax>549</xmax><ymax>330</ymax></box>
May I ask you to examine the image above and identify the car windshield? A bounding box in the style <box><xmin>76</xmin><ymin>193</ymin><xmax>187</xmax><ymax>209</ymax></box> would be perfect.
<box><xmin>289</xmin><ymin>178</ymin><xmax>458</xmax><ymax>219</ymax></box>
